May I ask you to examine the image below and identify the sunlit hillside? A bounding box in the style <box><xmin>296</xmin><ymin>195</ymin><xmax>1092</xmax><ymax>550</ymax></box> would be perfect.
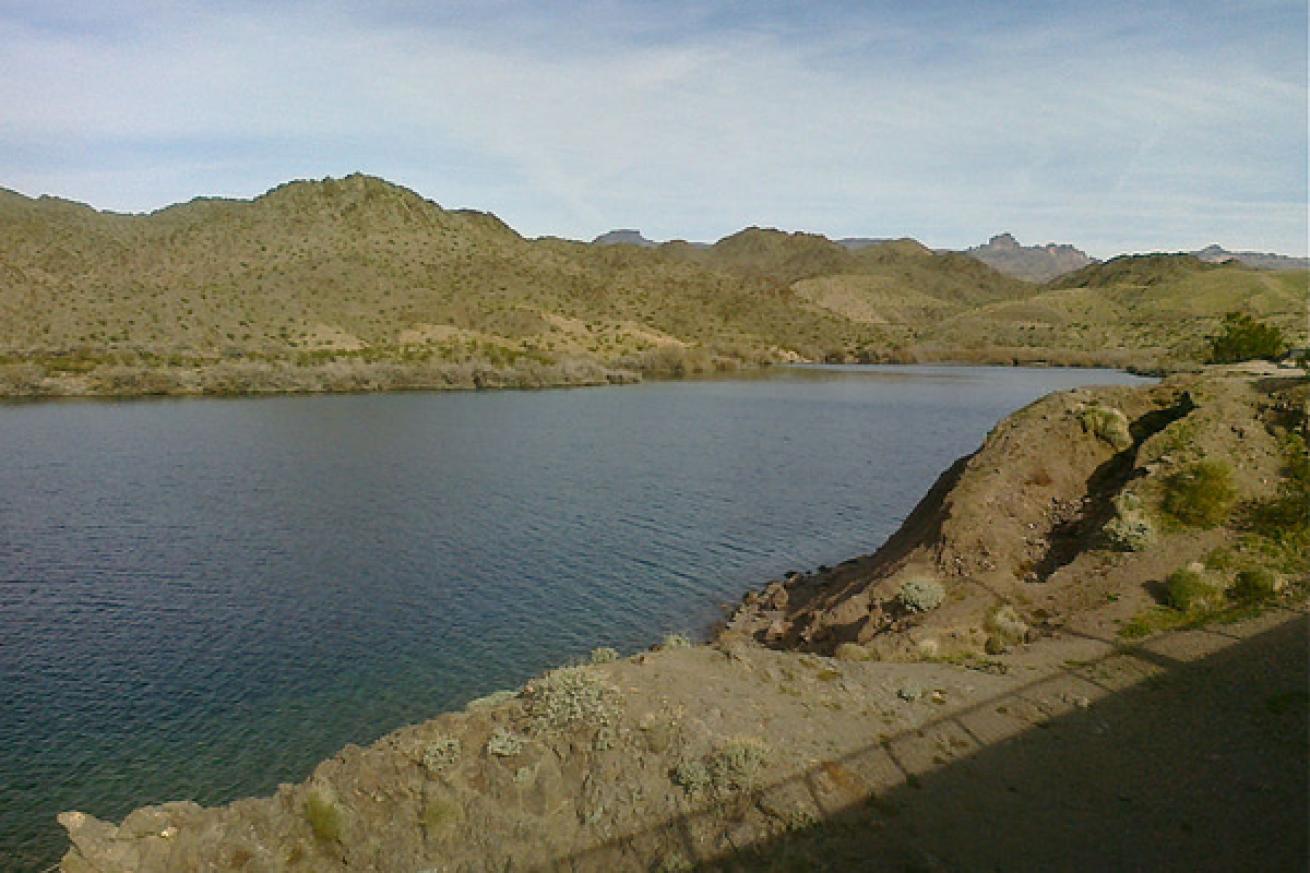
<box><xmin>0</xmin><ymin>175</ymin><xmax>1304</xmax><ymax>395</ymax></box>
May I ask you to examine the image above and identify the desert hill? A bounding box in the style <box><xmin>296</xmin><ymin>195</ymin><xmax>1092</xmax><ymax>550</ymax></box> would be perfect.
<box><xmin>0</xmin><ymin>174</ymin><xmax>1306</xmax><ymax>397</ymax></box>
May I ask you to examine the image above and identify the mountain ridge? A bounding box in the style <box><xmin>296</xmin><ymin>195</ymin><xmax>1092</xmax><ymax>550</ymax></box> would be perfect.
<box><xmin>1</xmin><ymin>174</ymin><xmax>1306</xmax><ymax>397</ymax></box>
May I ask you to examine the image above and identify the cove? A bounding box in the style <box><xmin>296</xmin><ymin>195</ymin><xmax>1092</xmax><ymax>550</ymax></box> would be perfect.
<box><xmin>0</xmin><ymin>365</ymin><xmax>1149</xmax><ymax>869</ymax></box>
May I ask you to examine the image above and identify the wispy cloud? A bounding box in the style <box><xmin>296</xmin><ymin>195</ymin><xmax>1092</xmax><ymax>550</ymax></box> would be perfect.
<box><xmin>0</xmin><ymin>0</ymin><xmax>1304</xmax><ymax>256</ymax></box>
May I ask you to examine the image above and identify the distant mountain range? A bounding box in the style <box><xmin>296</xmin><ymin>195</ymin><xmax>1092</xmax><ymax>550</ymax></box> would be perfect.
<box><xmin>591</xmin><ymin>228</ymin><xmax>657</xmax><ymax>248</ymax></box>
<box><xmin>1193</xmin><ymin>244</ymin><xmax>1309</xmax><ymax>272</ymax></box>
<box><xmin>963</xmin><ymin>232</ymin><xmax>1095</xmax><ymax>282</ymax></box>
<box><xmin>593</xmin><ymin>228</ymin><xmax>1308</xmax><ymax>281</ymax></box>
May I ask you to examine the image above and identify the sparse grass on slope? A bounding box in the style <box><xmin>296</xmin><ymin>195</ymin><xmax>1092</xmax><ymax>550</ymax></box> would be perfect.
<box><xmin>1</xmin><ymin>178</ymin><xmax>1306</xmax><ymax>396</ymax></box>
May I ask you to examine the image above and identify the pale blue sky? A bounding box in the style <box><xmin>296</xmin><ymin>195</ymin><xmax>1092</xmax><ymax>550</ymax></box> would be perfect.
<box><xmin>1</xmin><ymin>0</ymin><xmax>1305</xmax><ymax>256</ymax></box>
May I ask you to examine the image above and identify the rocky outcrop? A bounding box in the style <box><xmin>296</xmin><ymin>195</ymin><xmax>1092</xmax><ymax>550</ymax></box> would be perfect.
<box><xmin>964</xmin><ymin>232</ymin><xmax>1095</xmax><ymax>282</ymax></box>
<box><xmin>591</xmin><ymin>229</ymin><xmax>658</xmax><ymax>247</ymax></box>
<box><xmin>723</xmin><ymin>369</ymin><xmax>1306</xmax><ymax>660</ymax></box>
<box><xmin>1193</xmin><ymin>244</ymin><xmax>1310</xmax><ymax>271</ymax></box>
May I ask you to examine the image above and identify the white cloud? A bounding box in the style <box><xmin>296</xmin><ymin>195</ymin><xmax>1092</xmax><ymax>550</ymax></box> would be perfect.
<box><xmin>0</xmin><ymin>1</ymin><xmax>1304</xmax><ymax>256</ymax></box>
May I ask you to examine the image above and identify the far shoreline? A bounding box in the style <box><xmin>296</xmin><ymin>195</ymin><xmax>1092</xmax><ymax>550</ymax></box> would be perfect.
<box><xmin>0</xmin><ymin>346</ymin><xmax>1179</xmax><ymax>404</ymax></box>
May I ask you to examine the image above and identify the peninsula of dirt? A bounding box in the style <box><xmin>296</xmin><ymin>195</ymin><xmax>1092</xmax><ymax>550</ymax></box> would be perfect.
<box><xmin>57</xmin><ymin>367</ymin><xmax>1309</xmax><ymax>872</ymax></box>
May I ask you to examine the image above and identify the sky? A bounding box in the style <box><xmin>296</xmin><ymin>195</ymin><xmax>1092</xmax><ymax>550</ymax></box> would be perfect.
<box><xmin>0</xmin><ymin>0</ymin><xmax>1305</xmax><ymax>257</ymax></box>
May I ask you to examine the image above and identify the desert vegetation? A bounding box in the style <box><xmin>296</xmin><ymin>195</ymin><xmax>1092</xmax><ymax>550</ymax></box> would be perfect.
<box><xmin>1207</xmin><ymin>311</ymin><xmax>1288</xmax><ymax>363</ymax></box>
<box><xmin>2</xmin><ymin>177</ymin><xmax>1305</xmax><ymax>398</ymax></box>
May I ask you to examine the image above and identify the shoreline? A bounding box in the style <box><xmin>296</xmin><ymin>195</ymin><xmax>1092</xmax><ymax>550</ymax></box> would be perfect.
<box><xmin>0</xmin><ymin>346</ymin><xmax>1179</xmax><ymax>402</ymax></box>
<box><xmin>50</xmin><ymin>366</ymin><xmax>1308</xmax><ymax>871</ymax></box>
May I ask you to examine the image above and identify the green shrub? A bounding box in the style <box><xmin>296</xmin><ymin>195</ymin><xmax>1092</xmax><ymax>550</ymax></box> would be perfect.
<box><xmin>485</xmin><ymin>727</ymin><xmax>524</xmax><ymax>757</ymax></box>
<box><xmin>897</xmin><ymin>578</ymin><xmax>945</xmax><ymax>613</ymax></box>
<box><xmin>1231</xmin><ymin>568</ymin><xmax>1278</xmax><ymax>604</ymax></box>
<box><xmin>1161</xmin><ymin>461</ymin><xmax>1236</xmax><ymax>528</ymax></box>
<box><xmin>1078</xmin><ymin>404</ymin><xmax>1133</xmax><ymax>451</ymax></box>
<box><xmin>304</xmin><ymin>791</ymin><xmax>342</xmax><ymax>843</ymax></box>
<box><xmin>708</xmin><ymin>736</ymin><xmax>770</xmax><ymax>792</ymax></box>
<box><xmin>984</xmin><ymin>604</ymin><xmax>1029</xmax><ymax>646</ymax></box>
<box><xmin>1165</xmin><ymin>568</ymin><xmax>1222</xmax><ymax>612</ymax></box>
<box><xmin>1203</xmin><ymin>547</ymin><xmax>1236</xmax><ymax>571</ymax></box>
<box><xmin>1207</xmin><ymin>312</ymin><xmax>1286</xmax><ymax>363</ymax></box>
<box><xmin>1103</xmin><ymin>492</ymin><xmax>1156</xmax><ymax>551</ymax></box>
<box><xmin>673</xmin><ymin>737</ymin><xmax>771</xmax><ymax>796</ymax></box>
<box><xmin>523</xmin><ymin>666</ymin><xmax>620</xmax><ymax>733</ymax></box>
<box><xmin>421</xmin><ymin>736</ymin><xmax>461</xmax><ymax>773</ymax></box>
<box><xmin>1247</xmin><ymin>434</ymin><xmax>1310</xmax><ymax>548</ymax></box>
<box><xmin>659</xmin><ymin>633</ymin><xmax>692</xmax><ymax>650</ymax></box>
<box><xmin>588</xmin><ymin>646</ymin><xmax>620</xmax><ymax>664</ymax></box>
<box><xmin>672</xmin><ymin>759</ymin><xmax>712</xmax><ymax>794</ymax></box>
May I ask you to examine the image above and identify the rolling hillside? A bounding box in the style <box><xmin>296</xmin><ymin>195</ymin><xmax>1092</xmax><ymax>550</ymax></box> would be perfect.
<box><xmin>0</xmin><ymin>175</ymin><xmax>1304</xmax><ymax>396</ymax></box>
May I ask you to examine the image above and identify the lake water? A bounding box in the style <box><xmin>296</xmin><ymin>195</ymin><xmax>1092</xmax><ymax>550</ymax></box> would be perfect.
<box><xmin>0</xmin><ymin>365</ymin><xmax>1149</xmax><ymax>868</ymax></box>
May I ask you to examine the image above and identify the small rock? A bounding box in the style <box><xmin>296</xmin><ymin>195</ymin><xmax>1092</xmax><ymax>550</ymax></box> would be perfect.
<box><xmin>897</xmin><ymin>684</ymin><xmax>922</xmax><ymax>702</ymax></box>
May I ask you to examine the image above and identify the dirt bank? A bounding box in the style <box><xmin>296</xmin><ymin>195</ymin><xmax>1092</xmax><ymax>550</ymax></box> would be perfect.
<box><xmin>55</xmin><ymin>368</ymin><xmax>1308</xmax><ymax>872</ymax></box>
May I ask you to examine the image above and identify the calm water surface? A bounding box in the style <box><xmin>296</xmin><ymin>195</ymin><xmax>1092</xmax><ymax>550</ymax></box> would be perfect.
<box><xmin>0</xmin><ymin>365</ymin><xmax>1149</xmax><ymax>867</ymax></box>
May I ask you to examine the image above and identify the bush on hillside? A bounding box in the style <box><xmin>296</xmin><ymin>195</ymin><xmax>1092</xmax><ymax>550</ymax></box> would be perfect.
<box><xmin>1207</xmin><ymin>312</ymin><xmax>1286</xmax><ymax>363</ymax></box>
<box><xmin>897</xmin><ymin>578</ymin><xmax>946</xmax><ymax>613</ymax></box>
<box><xmin>522</xmin><ymin>666</ymin><xmax>620</xmax><ymax>733</ymax></box>
<box><xmin>674</xmin><ymin>736</ymin><xmax>770</xmax><ymax>796</ymax></box>
<box><xmin>1247</xmin><ymin>434</ymin><xmax>1310</xmax><ymax>547</ymax></box>
<box><xmin>1077</xmin><ymin>404</ymin><xmax>1133</xmax><ymax>451</ymax></box>
<box><xmin>1165</xmin><ymin>567</ymin><xmax>1222</xmax><ymax>612</ymax></box>
<box><xmin>1103</xmin><ymin>492</ymin><xmax>1156</xmax><ymax>551</ymax></box>
<box><xmin>1231</xmin><ymin>568</ymin><xmax>1278</xmax><ymax>604</ymax></box>
<box><xmin>1161</xmin><ymin>461</ymin><xmax>1236</xmax><ymax>528</ymax></box>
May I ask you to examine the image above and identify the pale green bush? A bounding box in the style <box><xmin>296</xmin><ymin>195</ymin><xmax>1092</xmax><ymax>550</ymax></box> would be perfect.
<box><xmin>1078</xmin><ymin>404</ymin><xmax>1133</xmax><ymax>451</ymax></box>
<box><xmin>1165</xmin><ymin>567</ymin><xmax>1222</xmax><ymax>612</ymax></box>
<box><xmin>659</xmin><ymin>633</ymin><xmax>692</xmax><ymax>650</ymax></box>
<box><xmin>1103</xmin><ymin>492</ymin><xmax>1156</xmax><ymax>551</ymax></box>
<box><xmin>709</xmin><ymin>737</ymin><xmax>769</xmax><ymax>792</ymax></box>
<box><xmin>673</xmin><ymin>737</ymin><xmax>771</xmax><ymax>796</ymax></box>
<box><xmin>421</xmin><ymin>736</ymin><xmax>461</xmax><ymax>773</ymax></box>
<box><xmin>523</xmin><ymin>666</ymin><xmax>621</xmax><ymax>733</ymax></box>
<box><xmin>1162</xmin><ymin>461</ymin><xmax>1236</xmax><ymax>528</ymax></box>
<box><xmin>897</xmin><ymin>578</ymin><xmax>945</xmax><ymax>613</ymax></box>
<box><xmin>485</xmin><ymin>727</ymin><xmax>524</xmax><ymax>757</ymax></box>
<box><xmin>985</xmin><ymin>604</ymin><xmax>1028</xmax><ymax>647</ymax></box>
<box><xmin>672</xmin><ymin>759</ymin><xmax>712</xmax><ymax>794</ymax></box>
<box><xmin>589</xmin><ymin>646</ymin><xmax>620</xmax><ymax>664</ymax></box>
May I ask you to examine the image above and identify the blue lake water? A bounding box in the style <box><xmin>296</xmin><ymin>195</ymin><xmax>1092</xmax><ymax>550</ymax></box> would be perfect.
<box><xmin>0</xmin><ymin>365</ymin><xmax>1149</xmax><ymax>868</ymax></box>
